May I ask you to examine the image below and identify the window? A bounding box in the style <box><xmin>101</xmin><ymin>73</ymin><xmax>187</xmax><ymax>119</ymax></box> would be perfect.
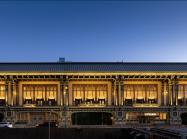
<box><xmin>97</xmin><ymin>85</ymin><xmax>107</xmax><ymax>99</ymax></box>
<box><xmin>178</xmin><ymin>85</ymin><xmax>184</xmax><ymax>105</ymax></box>
<box><xmin>124</xmin><ymin>85</ymin><xmax>134</xmax><ymax>106</ymax></box>
<box><xmin>177</xmin><ymin>84</ymin><xmax>187</xmax><ymax>105</ymax></box>
<box><xmin>135</xmin><ymin>85</ymin><xmax>145</xmax><ymax>102</ymax></box>
<box><xmin>0</xmin><ymin>85</ymin><xmax>6</xmax><ymax>106</ymax></box>
<box><xmin>147</xmin><ymin>85</ymin><xmax>157</xmax><ymax>103</ymax></box>
<box><xmin>0</xmin><ymin>85</ymin><xmax>5</xmax><ymax>99</ymax></box>
<box><xmin>47</xmin><ymin>86</ymin><xmax>56</xmax><ymax>100</ymax></box>
<box><xmin>23</xmin><ymin>85</ymin><xmax>57</xmax><ymax>105</ymax></box>
<box><xmin>124</xmin><ymin>84</ymin><xmax>158</xmax><ymax>105</ymax></box>
<box><xmin>72</xmin><ymin>84</ymin><xmax>108</xmax><ymax>105</ymax></box>
<box><xmin>35</xmin><ymin>86</ymin><xmax>45</xmax><ymax>100</ymax></box>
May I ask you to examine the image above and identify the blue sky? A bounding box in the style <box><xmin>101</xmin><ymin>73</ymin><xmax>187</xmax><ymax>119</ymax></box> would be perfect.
<box><xmin>0</xmin><ymin>1</ymin><xmax>187</xmax><ymax>62</ymax></box>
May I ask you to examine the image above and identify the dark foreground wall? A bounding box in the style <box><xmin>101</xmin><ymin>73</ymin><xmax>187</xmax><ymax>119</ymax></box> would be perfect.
<box><xmin>0</xmin><ymin>128</ymin><xmax>134</xmax><ymax>139</ymax></box>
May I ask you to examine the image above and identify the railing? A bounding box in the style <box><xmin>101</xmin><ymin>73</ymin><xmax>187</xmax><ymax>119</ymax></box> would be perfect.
<box><xmin>73</xmin><ymin>99</ymin><xmax>106</xmax><ymax>107</ymax></box>
<box><xmin>0</xmin><ymin>99</ymin><xmax>6</xmax><ymax>106</ymax></box>
<box><xmin>23</xmin><ymin>100</ymin><xmax>57</xmax><ymax>106</ymax></box>
<box><xmin>133</xmin><ymin>103</ymin><xmax>160</xmax><ymax>107</ymax></box>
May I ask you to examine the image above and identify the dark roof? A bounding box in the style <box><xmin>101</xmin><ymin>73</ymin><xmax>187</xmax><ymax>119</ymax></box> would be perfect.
<box><xmin>0</xmin><ymin>62</ymin><xmax>187</xmax><ymax>72</ymax></box>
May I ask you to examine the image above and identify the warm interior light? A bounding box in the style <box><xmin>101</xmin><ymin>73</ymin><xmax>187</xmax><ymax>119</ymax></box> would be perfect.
<box><xmin>23</xmin><ymin>104</ymin><xmax>36</xmax><ymax>107</ymax></box>
<box><xmin>148</xmin><ymin>97</ymin><xmax>155</xmax><ymax>99</ymax></box>
<box><xmin>165</xmin><ymin>91</ymin><xmax>168</xmax><ymax>95</ymax></box>
<box><xmin>144</xmin><ymin>113</ymin><xmax>157</xmax><ymax>116</ymax></box>
<box><xmin>25</xmin><ymin>97</ymin><xmax>32</xmax><ymax>99</ymax></box>
<box><xmin>178</xmin><ymin>96</ymin><xmax>182</xmax><ymax>99</ymax></box>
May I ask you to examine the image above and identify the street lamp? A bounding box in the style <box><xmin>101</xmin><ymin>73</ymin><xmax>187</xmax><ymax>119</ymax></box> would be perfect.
<box><xmin>48</xmin><ymin>100</ymin><xmax>53</xmax><ymax>139</ymax></box>
<box><xmin>49</xmin><ymin>110</ymin><xmax>51</xmax><ymax>139</ymax></box>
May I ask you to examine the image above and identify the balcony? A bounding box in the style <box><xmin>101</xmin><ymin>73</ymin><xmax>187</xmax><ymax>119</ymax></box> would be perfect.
<box><xmin>124</xmin><ymin>98</ymin><xmax>133</xmax><ymax>106</ymax></box>
<box><xmin>123</xmin><ymin>97</ymin><xmax>158</xmax><ymax>107</ymax></box>
<box><xmin>23</xmin><ymin>98</ymin><xmax>57</xmax><ymax>106</ymax></box>
<box><xmin>75</xmin><ymin>98</ymin><xmax>83</xmax><ymax>106</ymax></box>
<box><xmin>24</xmin><ymin>98</ymin><xmax>33</xmax><ymax>104</ymax></box>
<box><xmin>73</xmin><ymin>97</ymin><xmax>106</xmax><ymax>107</ymax></box>
<box><xmin>48</xmin><ymin>98</ymin><xmax>57</xmax><ymax>106</ymax></box>
<box><xmin>148</xmin><ymin>98</ymin><xmax>157</xmax><ymax>104</ymax></box>
<box><xmin>178</xmin><ymin>98</ymin><xmax>183</xmax><ymax>106</ymax></box>
<box><xmin>86</xmin><ymin>98</ymin><xmax>94</xmax><ymax>104</ymax></box>
<box><xmin>133</xmin><ymin>103</ymin><xmax>159</xmax><ymax>107</ymax></box>
<box><xmin>36</xmin><ymin>98</ymin><xmax>44</xmax><ymax>106</ymax></box>
<box><xmin>0</xmin><ymin>99</ymin><xmax>6</xmax><ymax>106</ymax></box>
<box><xmin>136</xmin><ymin>98</ymin><xmax>145</xmax><ymax>104</ymax></box>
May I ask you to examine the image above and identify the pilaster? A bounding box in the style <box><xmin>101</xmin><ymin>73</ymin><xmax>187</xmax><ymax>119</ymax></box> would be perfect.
<box><xmin>115</xmin><ymin>76</ymin><xmax>120</xmax><ymax>106</ymax></box>
<box><xmin>5</xmin><ymin>79</ymin><xmax>8</xmax><ymax>106</ymax></box>
<box><xmin>120</xmin><ymin>77</ymin><xmax>124</xmax><ymax>106</ymax></box>
<box><xmin>64</xmin><ymin>76</ymin><xmax>69</xmax><ymax>106</ymax></box>
<box><xmin>111</xmin><ymin>80</ymin><xmax>115</xmax><ymax>105</ymax></box>
<box><xmin>163</xmin><ymin>80</ymin><xmax>168</xmax><ymax>106</ymax></box>
<box><xmin>168</xmin><ymin>79</ymin><xmax>173</xmax><ymax>106</ymax></box>
<box><xmin>60</xmin><ymin>78</ymin><xmax>63</xmax><ymax>106</ymax></box>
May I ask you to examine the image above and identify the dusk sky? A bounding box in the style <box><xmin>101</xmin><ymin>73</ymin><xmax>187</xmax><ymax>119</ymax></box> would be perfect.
<box><xmin>0</xmin><ymin>1</ymin><xmax>187</xmax><ymax>62</ymax></box>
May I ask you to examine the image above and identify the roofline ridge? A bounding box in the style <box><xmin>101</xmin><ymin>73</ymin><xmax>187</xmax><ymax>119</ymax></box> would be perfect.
<box><xmin>0</xmin><ymin>62</ymin><xmax>187</xmax><ymax>64</ymax></box>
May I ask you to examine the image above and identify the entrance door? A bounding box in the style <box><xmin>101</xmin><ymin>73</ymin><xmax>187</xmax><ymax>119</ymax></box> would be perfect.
<box><xmin>0</xmin><ymin>113</ymin><xmax>4</xmax><ymax>122</ymax></box>
<box><xmin>72</xmin><ymin>112</ymin><xmax>112</xmax><ymax>125</ymax></box>
<box><xmin>181</xmin><ymin>113</ymin><xmax>187</xmax><ymax>125</ymax></box>
<box><xmin>138</xmin><ymin>116</ymin><xmax>153</xmax><ymax>124</ymax></box>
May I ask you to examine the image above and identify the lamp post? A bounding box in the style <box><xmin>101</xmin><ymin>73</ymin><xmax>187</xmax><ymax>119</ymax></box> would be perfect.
<box><xmin>49</xmin><ymin>110</ymin><xmax>51</xmax><ymax>139</ymax></box>
<box><xmin>48</xmin><ymin>100</ymin><xmax>53</xmax><ymax>139</ymax></box>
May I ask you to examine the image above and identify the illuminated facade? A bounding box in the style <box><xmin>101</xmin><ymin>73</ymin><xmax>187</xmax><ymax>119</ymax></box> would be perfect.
<box><xmin>0</xmin><ymin>62</ymin><xmax>187</xmax><ymax>127</ymax></box>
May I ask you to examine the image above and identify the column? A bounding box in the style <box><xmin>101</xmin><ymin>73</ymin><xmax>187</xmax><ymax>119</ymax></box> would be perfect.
<box><xmin>107</xmin><ymin>82</ymin><xmax>112</xmax><ymax>106</ymax></box>
<box><xmin>161</xmin><ymin>80</ymin><xmax>165</xmax><ymax>106</ymax></box>
<box><xmin>19</xmin><ymin>83</ymin><xmax>22</xmax><ymax>106</ymax></box>
<box><xmin>7</xmin><ymin>80</ymin><xmax>12</xmax><ymax>105</ymax></box>
<box><xmin>171</xmin><ymin>77</ymin><xmax>178</xmax><ymax>106</ymax></box>
<box><xmin>5</xmin><ymin>80</ymin><xmax>8</xmax><ymax>106</ymax></box>
<box><xmin>116</xmin><ymin>78</ymin><xmax>119</xmax><ymax>106</ymax></box>
<box><xmin>113</xmin><ymin>79</ymin><xmax>117</xmax><ymax>106</ymax></box>
<box><xmin>10</xmin><ymin>80</ymin><xmax>14</xmax><ymax>106</ymax></box>
<box><xmin>12</xmin><ymin>80</ymin><xmax>16</xmax><ymax>106</ymax></box>
<box><xmin>57</xmin><ymin>82</ymin><xmax>61</xmax><ymax>106</ymax></box>
<box><xmin>163</xmin><ymin>80</ymin><xmax>168</xmax><ymax>106</ymax></box>
<box><xmin>175</xmin><ymin>81</ymin><xmax>179</xmax><ymax>106</ymax></box>
<box><xmin>118</xmin><ymin>80</ymin><xmax>121</xmax><ymax>106</ymax></box>
<box><xmin>15</xmin><ymin>81</ymin><xmax>19</xmax><ymax>105</ymax></box>
<box><xmin>184</xmin><ymin>85</ymin><xmax>186</xmax><ymax>106</ymax></box>
<box><xmin>168</xmin><ymin>79</ymin><xmax>173</xmax><ymax>106</ymax></box>
<box><xmin>172</xmin><ymin>79</ymin><xmax>176</xmax><ymax>106</ymax></box>
<box><xmin>60</xmin><ymin>79</ymin><xmax>64</xmax><ymax>106</ymax></box>
<box><xmin>120</xmin><ymin>79</ymin><xmax>124</xmax><ymax>106</ymax></box>
<box><xmin>111</xmin><ymin>80</ymin><xmax>115</xmax><ymax>105</ymax></box>
<box><xmin>64</xmin><ymin>77</ymin><xmax>69</xmax><ymax>106</ymax></box>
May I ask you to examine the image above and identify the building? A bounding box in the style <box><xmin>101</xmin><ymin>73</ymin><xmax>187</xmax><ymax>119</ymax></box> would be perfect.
<box><xmin>0</xmin><ymin>62</ymin><xmax>187</xmax><ymax>127</ymax></box>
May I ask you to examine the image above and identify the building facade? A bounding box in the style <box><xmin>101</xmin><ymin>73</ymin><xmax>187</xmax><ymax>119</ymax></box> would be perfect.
<box><xmin>0</xmin><ymin>62</ymin><xmax>187</xmax><ymax>127</ymax></box>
